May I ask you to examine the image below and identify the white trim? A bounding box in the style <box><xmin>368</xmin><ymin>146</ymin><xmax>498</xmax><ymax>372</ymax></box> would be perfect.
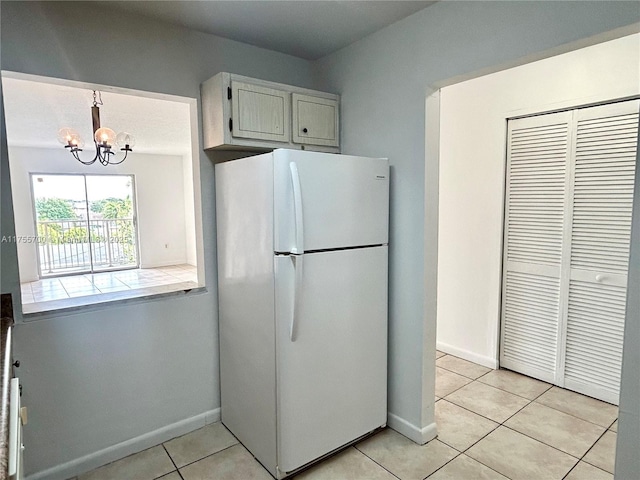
<box><xmin>436</xmin><ymin>341</ymin><xmax>498</xmax><ymax>370</ymax></box>
<box><xmin>387</xmin><ymin>412</ymin><xmax>437</xmax><ymax>445</ymax></box>
<box><xmin>25</xmin><ymin>408</ymin><xmax>221</xmax><ymax>480</ymax></box>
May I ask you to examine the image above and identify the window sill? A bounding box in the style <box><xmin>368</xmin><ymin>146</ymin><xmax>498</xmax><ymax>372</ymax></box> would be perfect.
<box><xmin>22</xmin><ymin>281</ymin><xmax>204</xmax><ymax>318</ymax></box>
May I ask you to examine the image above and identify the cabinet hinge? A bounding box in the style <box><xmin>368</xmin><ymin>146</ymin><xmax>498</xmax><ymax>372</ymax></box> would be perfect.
<box><xmin>227</xmin><ymin>87</ymin><xmax>232</xmax><ymax>100</ymax></box>
<box><xmin>229</xmin><ymin>118</ymin><xmax>233</xmax><ymax>131</ymax></box>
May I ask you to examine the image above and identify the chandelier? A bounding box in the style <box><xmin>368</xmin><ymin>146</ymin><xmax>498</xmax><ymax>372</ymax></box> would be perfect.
<box><xmin>57</xmin><ymin>90</ymin><xmax>135</xmax><ymax>166</ymax></box>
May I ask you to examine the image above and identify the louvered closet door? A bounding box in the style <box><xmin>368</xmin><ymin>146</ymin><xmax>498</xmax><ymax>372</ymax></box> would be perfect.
<box><xmin>562</xmin><ymin>100</ymin><xmax>639</xmax><ymax>404</ymax></box>
<box><xmin>500</xmin><ymin>112</ymin><xmax>572</xmax><ymax>382</ymax></box>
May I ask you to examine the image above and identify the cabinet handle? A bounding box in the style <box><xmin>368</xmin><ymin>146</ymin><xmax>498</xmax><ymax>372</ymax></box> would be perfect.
<box><xmin>302</xmin><ymin>128</ymin><xmax>308</xmax><ymax>133</ymax></box>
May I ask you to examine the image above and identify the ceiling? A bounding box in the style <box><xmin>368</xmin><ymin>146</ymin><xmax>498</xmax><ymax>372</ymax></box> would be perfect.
<box><xmin>2</xmin><ymin>77</ymin><xmax>192</xmax><ymax>156</ymax></box>
<box><xmin>100</xmin><ymin>1</ymin><xmax>437</xmax><ymax>60</ymax></box>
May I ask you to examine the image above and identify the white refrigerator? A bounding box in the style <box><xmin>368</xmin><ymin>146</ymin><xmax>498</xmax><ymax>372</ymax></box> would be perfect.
<box><xmin>215</xmin><ymin>149</ymin><xmax>389</xmax><ymax>478</ymax></box>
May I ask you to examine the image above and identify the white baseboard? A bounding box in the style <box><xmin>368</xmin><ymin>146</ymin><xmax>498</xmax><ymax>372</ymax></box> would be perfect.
<box><xmin>139</xmin><ymin>259</ymin><xmax>189</xmax><ymax>269</ymax></box>
<box><xmin>436</xmin><ymin>341</ymin><xmax>499</xmax><ymax>369</ymax></box>
<box><xmin>387</xmin><ymin>412</ymin><xmax>437</xmax><ymax>445</ymax></box>
<box><xmin>26</xmin><ymin>408</ymin><xmax>220</xmax><ymax>480</ymax></box>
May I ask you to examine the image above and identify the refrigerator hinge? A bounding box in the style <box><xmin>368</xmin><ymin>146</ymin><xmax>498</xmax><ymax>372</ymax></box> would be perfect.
<box><xmin>229</xmin><ymin>118</ymin><xmax>233</xmax><ymax>131</ymax></box>
<box><xmin>227</xmin><ymin>86</ymin><xmax>232</xmax><ymax>100</ymax></box>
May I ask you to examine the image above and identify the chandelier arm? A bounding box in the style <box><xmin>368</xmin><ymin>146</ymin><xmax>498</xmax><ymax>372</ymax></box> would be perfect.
<box><xmin>71</xmin><ymin>147</ymin><xmax>98</xmax><ymax>166</ymax></box>
<box><xmin>108</xmin><ymin>149</ymin><xmax>129</xmax><ymax>165</ymax></box>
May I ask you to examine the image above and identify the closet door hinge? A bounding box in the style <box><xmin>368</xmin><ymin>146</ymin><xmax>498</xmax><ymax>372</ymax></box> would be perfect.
<box><xmin>227</xmin><ymin>86</ymin><xmax>232</xmax><ymax>100</ymax></box>
<box><xmin>229</xmin><ymin>118</ymin><xmax>233</xmax><ymax>131</ymax></box>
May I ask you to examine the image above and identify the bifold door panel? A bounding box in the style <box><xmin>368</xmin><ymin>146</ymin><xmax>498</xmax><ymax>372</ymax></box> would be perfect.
<box><xmin>501</xmin><ymin>99</ymin><xmax>639</xmax><ymax>404</ymax></box>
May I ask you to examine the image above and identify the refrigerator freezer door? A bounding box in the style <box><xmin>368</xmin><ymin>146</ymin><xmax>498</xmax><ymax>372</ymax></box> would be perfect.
<box><xmin>274</xmin><ymin>150</ymin><xmax>389</xmax><ymax>253</ymax></box>
<box><xmin>275</xmin><ymin>246</ymin><xmax>388</xmax><ymax>473</ymax></box>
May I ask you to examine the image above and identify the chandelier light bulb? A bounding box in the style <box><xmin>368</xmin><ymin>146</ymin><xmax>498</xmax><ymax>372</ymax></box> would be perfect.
<box><xmin>57</xmin><ymin>128</ymin><xmax>80</xmax><ymax>145</ymax></box>
<box><xmin>94</xmin><ymin>127</ymin><xmax>117</xmax><ymax>147</ymax></box>
<box><xmin>116</xmin><ymin>132</ymin><xmax>136</xmax><ymax>150</ymax></box>
<box><xmin>69</xmin><ymin>134</ymin><xmax>85</xmax><ymax>149</ymax></box>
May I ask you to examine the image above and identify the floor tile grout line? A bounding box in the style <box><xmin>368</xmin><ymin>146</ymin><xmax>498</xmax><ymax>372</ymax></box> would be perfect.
<box><xmin>436</xmin><ymin>355</ymin><xmax>492</xmax><ymax>379</ymax></box>
<box><xmin>435</xmin><ymin>363</ymin><xmax>489</xmax><ymax>382</ymax></box>
<box><xmin>498</xmin><ymin>424</ymin><xmax>590</xmax><ymax>461</ymax></box>
<box><xmin>530</xmin><ymin>396</ymin><xmax>618</xmax><ymax>429</ymax></box>
<box><xmin>441</xmin><ymin>382</ymin><xmax>535</xmax><ymax>425</ymax></box>
<box><xmin>161</xmin><ymin>443</ymin><xmax>180</xmax><ymax>472</ymax></box>
<box><xmin>439</xmin><ymin>366</ymin><xmax>553</xmax><ymax>403</ymax></box>
<box><xmin>436</xmin><ymin>397</ymin><xmax>503</xmax><ymax>426</ymax></box>
<box><xmin>561</xmin><ymin>427</ymin><xmax>614</xmax><ymax>480</ymax></box>
<box><xmin>421</xmin><ymin>450</ymin><xmax>464</xmax><ymax>480</ymax></box>
<box><xmin>578</xmin><ymin>458</ymin><xmax>614</xmax><ymax>476</ymax></box>
<box><xmin>166</xmin><ymin>441</ymin><xmax>240</xmax><ymax>471</ymax></box>
<box><xmin>436</xmin><ymin>377</ymin><xmax>473</xmax><ymax>400</ymax></box>
<box><xmin>475</xmin><ymin>375</ymin><xmax>553</xmax><ymax>402</ymax></box>
<box><xmin>425</xmin><ymin>450</ymin><xmax>511</xmax><ymax>480</ymax></box>
<box><xmin>351</xmin><ymin>445</ymin><xmax>402</xmax><ymax>480</ymax></box>
<box><xmin>575</xmin><ymin>427</ymin><xmax>615</xmax><ymax>469</ymax></box>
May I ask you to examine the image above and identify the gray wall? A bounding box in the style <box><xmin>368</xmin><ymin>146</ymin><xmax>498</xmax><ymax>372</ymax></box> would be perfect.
<box><xmin>615</xmin><ymin>120</ymin><xmax>640</xmax><ymax>479</ymax></box>
<box><xmin>0</xmin><ymin>1</ymin><xmax>314</xmax><ymax>476</ymax></box>
<box><xmin>313</xmin><ymin>0</ymin><xmax>640</xmax><ymax>431</ymax></box>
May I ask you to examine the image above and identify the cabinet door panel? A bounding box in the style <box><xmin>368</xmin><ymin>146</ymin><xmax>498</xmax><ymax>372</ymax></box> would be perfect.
<box><xmin>231</xmin><ymin>81</ymin><xmax>290</xmax><ymax>142</ymax></box>
<box><xmin>292</xmin><ymin>93</ymin><xmax>339</xmax><ymax>147</ymax></box>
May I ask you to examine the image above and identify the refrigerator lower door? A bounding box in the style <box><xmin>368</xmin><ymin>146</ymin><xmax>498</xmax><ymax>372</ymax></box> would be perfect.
<box><xmin>274</xmin><ymin>246</ymin><xmax>388</xmax><ymax>474</ymax></box>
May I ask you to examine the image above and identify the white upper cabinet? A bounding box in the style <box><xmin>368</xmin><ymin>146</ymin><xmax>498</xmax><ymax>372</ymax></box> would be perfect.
<box><xmin>231</xmin><ymin>81</ymin><xmax>290</xmax><ymax>143</ymax></box>
<box><xmin>292</xmin><ymin>93</ymin><xmax>339</xmax><ymax>147</ymax></box>
<box><xmin>201</xmin><ymin>72</ymin><xmax>340</xmax><ymax>153</ymax></box>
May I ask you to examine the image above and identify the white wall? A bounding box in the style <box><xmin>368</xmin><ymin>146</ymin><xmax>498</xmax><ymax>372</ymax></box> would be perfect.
<box><xmin>0</xmin><ymin>2</ymin><xmax>315</xmax><ymax>478</ymax></box>
<box><xmin>615</xmin><ymin>115</ymin><xmax>640</xmax><ymax>479</ymax></box>
<box><xmin>314</xmin><ymin>0</ymin><xmax>640</xmax><ymax>442</ymax></box>
<box><xmin>437</xmin><ymin>34</ymin><xmax>640</xmax><ymax>367</ymax></box>
<box><xmin>183</xmin><ymin>153</ymin><xmax>197</xmax><ymax>266</ymax></box>
<box><xmin>9</xmin><ymin>146</ymin><xmax>189</xmax><ymax>281</ymax></box>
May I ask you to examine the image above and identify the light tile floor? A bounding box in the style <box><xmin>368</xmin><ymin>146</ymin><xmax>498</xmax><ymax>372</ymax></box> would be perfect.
<box><xmin>71</xmin><ymin>352</ymin><xmax>618</xmax><ymax>480</ymax></box>
<box><xmin>21</xmin><ymin>264</ymin><xmax>198</xmax><ymax>313</ymax></box>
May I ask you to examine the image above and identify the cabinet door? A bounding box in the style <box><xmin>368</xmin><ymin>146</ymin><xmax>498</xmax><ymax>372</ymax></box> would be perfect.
<box><xmin>231</xmin><ymin>81</ymin><xmax>290</xmax><ymax>143</ymax></box>
<box><xmin>292</xmin><ymin>93</ymin><xmax>339</xmax><ymax>147</ymax></box>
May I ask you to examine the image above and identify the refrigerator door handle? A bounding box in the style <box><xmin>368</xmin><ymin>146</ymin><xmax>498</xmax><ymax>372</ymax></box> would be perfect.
<box><xmin>289</xmin><ymin>162</ymin><xmax>304</xmax><ymax>254</ymax></box>
<box><xmin>290</xmin><ymin>254</ymin><xmax>304</xmax><ymax>342</ymax></box>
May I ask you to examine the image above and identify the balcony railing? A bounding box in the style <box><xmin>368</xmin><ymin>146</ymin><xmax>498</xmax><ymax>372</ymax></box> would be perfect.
<box><xmin>37</xmin><ymin>218</ymin><xmax>137</xmax><ymax>275</ymax></box>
